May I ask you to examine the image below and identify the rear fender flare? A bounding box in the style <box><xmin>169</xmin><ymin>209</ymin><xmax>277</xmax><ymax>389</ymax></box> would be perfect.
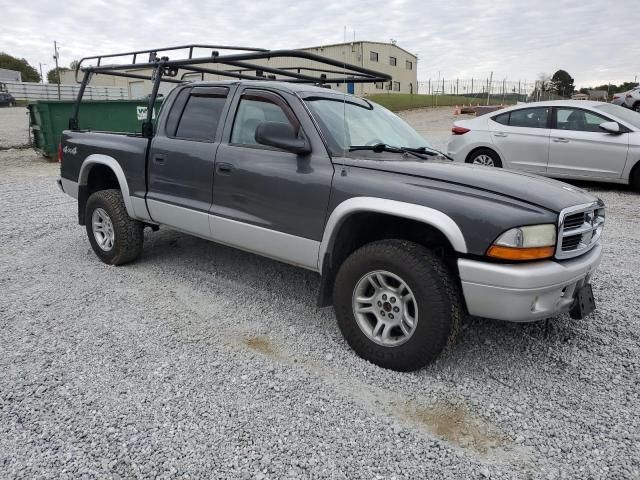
<box><xmin>78</xmin><ymin>154</ymin><xmax>136</xmax><ymax>218</ymax></box>
<box><xmin>318</xmin><ymin>197</ymin><xmax>468</xmax><ymax>273</ymax></box>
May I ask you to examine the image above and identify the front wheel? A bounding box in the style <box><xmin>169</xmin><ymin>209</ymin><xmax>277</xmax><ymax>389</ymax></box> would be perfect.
<box><xmin>85</xmin><ymin>189</ymin><xmax>144</xmax><ymax>265</ymax></box>
<box><xmin>333</xmin><ymin>240</ymin><xmax>462</xmax><ymax>371</ymax></box>
<box><xmin>466</xmin><ymin>148</ymin><xmax>502</xmax><ymax>168</ymax></box>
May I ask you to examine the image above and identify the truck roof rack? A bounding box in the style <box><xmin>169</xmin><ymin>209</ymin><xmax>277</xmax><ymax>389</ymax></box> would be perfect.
<box><xmin>69</xmin><ymin>44</ymin><xmax>393</xmax><ymax>134</ymax></box>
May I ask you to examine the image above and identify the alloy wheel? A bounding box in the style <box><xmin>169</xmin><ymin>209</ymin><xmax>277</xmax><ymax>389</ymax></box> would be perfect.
<box><xmin>472</xmin><ymin>154</ymin><xmax>495</xmax><ymax>166</ymax></box>
<box><xmin>92</xmin><ymin>208</ymin><xmax>115</xmax><ymax>251</ymax></box>
<box><xmin>352</xmin><ymin>270</ymin><xmax>418</xmax><ymax>347</ymax></box>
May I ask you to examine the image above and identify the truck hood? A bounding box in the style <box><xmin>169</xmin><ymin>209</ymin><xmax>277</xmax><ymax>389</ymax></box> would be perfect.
<box><xmin>340</xmin><ymin>157</ymin><xmax>598</xmax><ymax>212</ymax></box>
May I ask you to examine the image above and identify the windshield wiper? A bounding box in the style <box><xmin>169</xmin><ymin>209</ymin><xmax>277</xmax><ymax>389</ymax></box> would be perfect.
<box><xmin>400</xmin><ymin>146</ymin><xmax>454</xmax><ymax>161</ymax></box>
<box><xmin>348</xmin><ymin>143</ymin><xmax>430</xmax><ymax>160</ymax></box>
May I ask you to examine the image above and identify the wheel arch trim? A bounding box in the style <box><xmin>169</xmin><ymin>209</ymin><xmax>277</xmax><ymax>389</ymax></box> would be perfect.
<box><xmin>318</xmin><ymin>197</ymin><xmax>468</xmax><ymax>272</ymax></box>
<box><xmin>78</xmin><ymin>154</ymin><xmax>136</xmax><ymax>218</ymax></box>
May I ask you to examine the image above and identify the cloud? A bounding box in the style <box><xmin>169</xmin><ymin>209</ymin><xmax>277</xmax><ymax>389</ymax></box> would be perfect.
<box><xmin>2</xmin><ymin>0</ymin><xmax>638</xmax><ymax>87</ymax></box>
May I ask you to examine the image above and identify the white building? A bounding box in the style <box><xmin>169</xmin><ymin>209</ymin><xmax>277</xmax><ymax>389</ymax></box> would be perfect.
<box><xmin>0</xmin><ymin>68</ymin><xmax>22</xmax><ymax>82</ymax></box>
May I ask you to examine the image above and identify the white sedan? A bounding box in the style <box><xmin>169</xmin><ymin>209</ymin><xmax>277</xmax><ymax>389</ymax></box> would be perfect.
<box><xmin>447</xmin><ymin>100</ymin><xmax>640</xmax><ymax>190</ymax></box>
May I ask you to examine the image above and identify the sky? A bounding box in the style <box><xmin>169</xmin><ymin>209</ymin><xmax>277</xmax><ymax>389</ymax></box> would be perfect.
<box><xmin>2</xmin><ymin>0</ymin><xmax>639</xmax><ymax>88</ymax></box>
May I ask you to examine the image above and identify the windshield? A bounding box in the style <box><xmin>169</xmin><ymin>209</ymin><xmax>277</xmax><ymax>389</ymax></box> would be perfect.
<box><xmin>595</xmin><ymin>103</ymin><xmax>640</xmax><ymax>129</ymax></box>
<box><xmin>304</xmin><ymin>97</ymin><xmax>430</xmax><ymax>155</ymax></box>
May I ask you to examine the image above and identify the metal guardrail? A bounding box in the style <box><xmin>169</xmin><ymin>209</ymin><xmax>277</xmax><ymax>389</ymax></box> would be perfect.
<box><xmin>1</xmin><ymin>81</ymin><xmax>129</xmax><ymax>101</ymax></box>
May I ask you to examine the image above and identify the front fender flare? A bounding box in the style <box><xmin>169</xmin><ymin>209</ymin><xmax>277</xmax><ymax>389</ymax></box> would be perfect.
<box><xmin>317</xmin><ymin>197</ymin><xmax>468</xmax><ymax>273</ymax></box>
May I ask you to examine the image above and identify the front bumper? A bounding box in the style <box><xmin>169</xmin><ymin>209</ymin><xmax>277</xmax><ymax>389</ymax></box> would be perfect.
<box><xmin>458</xmin><ymin>244</ymin><xmax>602</xmax><ymax>322</ymax></box>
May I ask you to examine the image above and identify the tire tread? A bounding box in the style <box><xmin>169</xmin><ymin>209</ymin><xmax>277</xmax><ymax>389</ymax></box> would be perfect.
<box><xmin>333</xmin><ymin>239</ymin><xmax>463</xmax><ymax>371</ymax></box>
<box><xmin>85</xmin><ymin>189</ymin><xmax>143</xmax><ymax>265</ymax></box>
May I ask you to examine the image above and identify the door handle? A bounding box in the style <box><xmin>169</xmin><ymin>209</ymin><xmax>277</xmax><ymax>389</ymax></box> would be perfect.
<box><xmin>216</xmin><ymin>162</ymin><xmax>234</xmax><ymax>175</ymax></box>
<box><xmin>494</xmin><ymin>132</ymin><xmax>508</xmax><ymax>137</ymax></box>
<box><xmin>553</xmin><ymin>138</ymin><xmax>570</xmax><ymax>143</ymax></box>
<box><xmin>153</xmin><ymin>155</ymin><xmax>166</xmax><ymax>164</ymax></box>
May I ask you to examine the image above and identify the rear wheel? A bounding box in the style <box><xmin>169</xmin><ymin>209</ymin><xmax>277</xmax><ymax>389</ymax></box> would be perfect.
<box><xmin>333</xmin><ymin>240</ymin><xmax>462</xmax><ymax>371</ymax></box>
<box><xmin>466</xmin><ymin>148</ymin><xmax>502</xmax><ymax>167</ymax></box>
<box><xmin>631</xmin><ymin>165</ymin><xmax>640</xmax><ymax>192</ymax></box>
<box><xmin>85</xmin><ymin>189</ymin><xmax>144</xmax><ymax>265</ymax></box>
<box><xmin>633</xmin><ymin>102</ymin><xmax>640</xmax><ymax>113</ymax></box>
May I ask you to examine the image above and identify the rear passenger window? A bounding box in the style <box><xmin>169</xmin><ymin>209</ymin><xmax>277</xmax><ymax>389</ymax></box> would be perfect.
<box><xmin>508</xmin><ymin>107</ymin><xmax>549</xmax><ymax>129</ymax></box>
<box><xmin>164</xmin><ymin>88</ymin><xmax>190</xmax><ymax>136</ymax></box>
<box><xmin>493</xmin><ymin>112</ymin><xmax>510</xmax><ymax>125</ymax></box>
<box><xmin>174</xmin><ymin>88</ymin><xmax>228</xmax><ymax>141</ymax></box>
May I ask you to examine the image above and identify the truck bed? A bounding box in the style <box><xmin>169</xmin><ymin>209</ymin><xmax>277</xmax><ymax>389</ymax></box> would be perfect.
<box><xmin>60</xmin><ymin>131</ymin><xmax>150</xmax><ymax>199</ymax></box>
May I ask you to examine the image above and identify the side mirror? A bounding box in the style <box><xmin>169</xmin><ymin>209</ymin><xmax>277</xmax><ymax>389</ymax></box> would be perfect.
<box><xmin>255</xmin><ymin>122</ymin><xmax>311</xmax><ymax>155</ymax></box>
<box><xmin>599</xmin><ymin>121</ymin><xmax>621</xmax><ymax>134</ymax></box>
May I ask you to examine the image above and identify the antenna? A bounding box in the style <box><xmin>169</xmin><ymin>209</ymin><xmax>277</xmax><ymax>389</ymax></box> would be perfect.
<box><xmin>342</xmin><ymin>26</ymin><xmax>348</xmax><ymax>173</ymax></box>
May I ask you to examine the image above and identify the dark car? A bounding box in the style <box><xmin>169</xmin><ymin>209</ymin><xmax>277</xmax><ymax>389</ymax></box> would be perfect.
<box><xmin>0</xmin><ymin>92</ymin><xmax>16</xmax><ymax>107</ymax></box>
<box><xmin>57</xmin><ymin>45</ymin><xmax>605</xmax><ymax>371</ymax></box>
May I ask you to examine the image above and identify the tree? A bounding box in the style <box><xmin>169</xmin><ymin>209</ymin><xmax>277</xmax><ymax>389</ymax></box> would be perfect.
<box><xmin>47</xmin><ymin>67</ymin><xmax>69</xmax><ymax>84</ymax></box>
<box><xmin>0</xmin><ymin>52</ymin><xmax>40</xmax><ymax>82</ymax></box>
<box><xmin>531</xmin><ymin>72</ymin><xmax>550</xmax><ymax>100</ymax></box>
<box><xmin>69</xmin><ymin>60</ymin><xmax>80</xmax><ymax>70</ymax></box>
<box><xmin>550</xmin><ymin>70</ymin><xmax>575</xmax><ymax>97</ymax></box>
<box><xmin>537</xmin><ymin>72</ymin><xmax>550</xmax><ymax>92</ymax></box>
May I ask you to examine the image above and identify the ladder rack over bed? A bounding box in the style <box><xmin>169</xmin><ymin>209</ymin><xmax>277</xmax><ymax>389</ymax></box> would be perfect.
<box><xmin>69</xmin><ymin>44</ymin><xmax>392</xmax><ymax>135</ymax></box>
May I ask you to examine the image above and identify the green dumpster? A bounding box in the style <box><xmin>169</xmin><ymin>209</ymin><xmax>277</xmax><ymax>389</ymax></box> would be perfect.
<box><xmin>28</xmin><ymin>99</ymin><xmax>164</xmax><ymax>158</ymax></box>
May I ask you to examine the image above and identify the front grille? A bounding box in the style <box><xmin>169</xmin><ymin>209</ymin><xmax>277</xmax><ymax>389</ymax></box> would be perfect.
<box><xmin>556</xmin><ymin>202</ymin><xmax>605</xmax><ymax>260</ymax></box>
<box><xmin>563</xmin><ymin>212</ymin><xmax>585</xmax><ymax>230</ymax></box>
<box><xmin>562</xmin><ymin>235</ymin><xmax>582</xmax><ymax>250</ymax></box>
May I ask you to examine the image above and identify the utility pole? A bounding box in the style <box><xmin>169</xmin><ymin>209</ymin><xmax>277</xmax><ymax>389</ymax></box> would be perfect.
<box><xmin>486</xmin><ymin>72</ymin><xmax>493</xmax><ymax>105</ymax></box>
<box><xmin>53</xmin><ymin>41</ymin><xmax>61</xmax><ymax>100</ymax></box>
<box><xmin>39</xmin><ymin>63</ymin><xmax>47</xmax><ymax>84</ymax></box>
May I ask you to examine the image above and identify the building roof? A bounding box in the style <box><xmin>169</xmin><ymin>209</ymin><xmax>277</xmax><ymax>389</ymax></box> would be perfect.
<box><xmin>300</xmin><ymin>41</ymin><xmax>418</xmax><ymax>60</ymax></box>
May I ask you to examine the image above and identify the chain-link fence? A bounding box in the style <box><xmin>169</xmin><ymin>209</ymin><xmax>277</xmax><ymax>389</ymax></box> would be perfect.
<box><xmin>417</xmin><ymin>78</ymin><xmax>564</xmax><ymax>105</ymax></box>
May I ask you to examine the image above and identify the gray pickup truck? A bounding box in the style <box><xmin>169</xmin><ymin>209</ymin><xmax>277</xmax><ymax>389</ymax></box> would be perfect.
<box><xmin>57</xmin><ymin>47</ymin><xmax>604</xmax><ymax>371</ymax></box>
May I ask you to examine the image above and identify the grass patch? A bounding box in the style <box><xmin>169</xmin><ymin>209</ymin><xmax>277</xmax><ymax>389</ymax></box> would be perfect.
<box><xmin>366</xmin><ymin>93</ymin><xmax>516</xmax><ymax>112</ymax></box>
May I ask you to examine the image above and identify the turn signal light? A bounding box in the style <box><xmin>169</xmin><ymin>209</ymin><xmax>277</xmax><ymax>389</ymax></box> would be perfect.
<box><xmin>487</xmin><ymin>245</ymin><xmax>555</xmax><ymax>261</ymax></box>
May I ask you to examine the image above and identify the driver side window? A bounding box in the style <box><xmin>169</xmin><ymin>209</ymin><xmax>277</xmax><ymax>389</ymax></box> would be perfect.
<box><xmin>555</xmin><ymin>108</ymin><xmax>609</xmax><ymax>133</ymax></box>
<box><xmin>231</xmin><ymin>96</ymin><xmax>293</xmax><ymax>146</ymax></box>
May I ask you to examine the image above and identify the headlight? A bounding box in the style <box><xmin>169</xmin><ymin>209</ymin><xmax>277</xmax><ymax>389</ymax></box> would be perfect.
<box><xmin>487</xmin><ymin>224</ymin><xmax>556</xmax><ymax>261</ymax></box>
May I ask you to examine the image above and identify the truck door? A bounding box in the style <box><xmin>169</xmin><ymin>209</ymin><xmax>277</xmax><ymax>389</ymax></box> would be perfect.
<box><xmin>146</xmin><ymin>86</ymin><xmax>231</xmax><ymax>238</ymax></box>
<box><xmin>210</xmin><ymin>88</ymin><xmax>334</xmax><ymax>270</ymax></box>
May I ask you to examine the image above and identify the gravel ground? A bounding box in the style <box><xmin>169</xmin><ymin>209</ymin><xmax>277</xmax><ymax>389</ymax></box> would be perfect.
<box><xmin>0</xmin><ymin>106</ymin><xmax>31</xmax><ymax>149</ymax></box>
<box><xmin>398</xmin><ymin>107</ymin><xmax>459</xmax><ymax>151</ymax></box>
<box><xmin>1</xmin><ymin>107</ymin><xmax>639</xmax><ymax>479</ymax></box>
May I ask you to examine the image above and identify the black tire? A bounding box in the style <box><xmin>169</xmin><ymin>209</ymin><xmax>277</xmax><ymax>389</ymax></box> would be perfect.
<box><xmin>633</xmin><ymin>102</ymin><xmax>640</xmax><ymax>113</ymax></box>
<box><xmin>631</xmin><ymin>165</ymin><xmax>640</xmax><ymax>192</ymax></box>
<box><xmin>333</xmin><ymin>240</ymin><xmax>462</xmax><ymax>371</ymax></box>
<box><xmin>466</xmin><ymin>148</ymin><xmax>503</xmax><ymax>168</ymax></box>
<box><xmin>85</xmin><ymin>189</ymin><xmax>143</xmax><ymax>265</ymax></box>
